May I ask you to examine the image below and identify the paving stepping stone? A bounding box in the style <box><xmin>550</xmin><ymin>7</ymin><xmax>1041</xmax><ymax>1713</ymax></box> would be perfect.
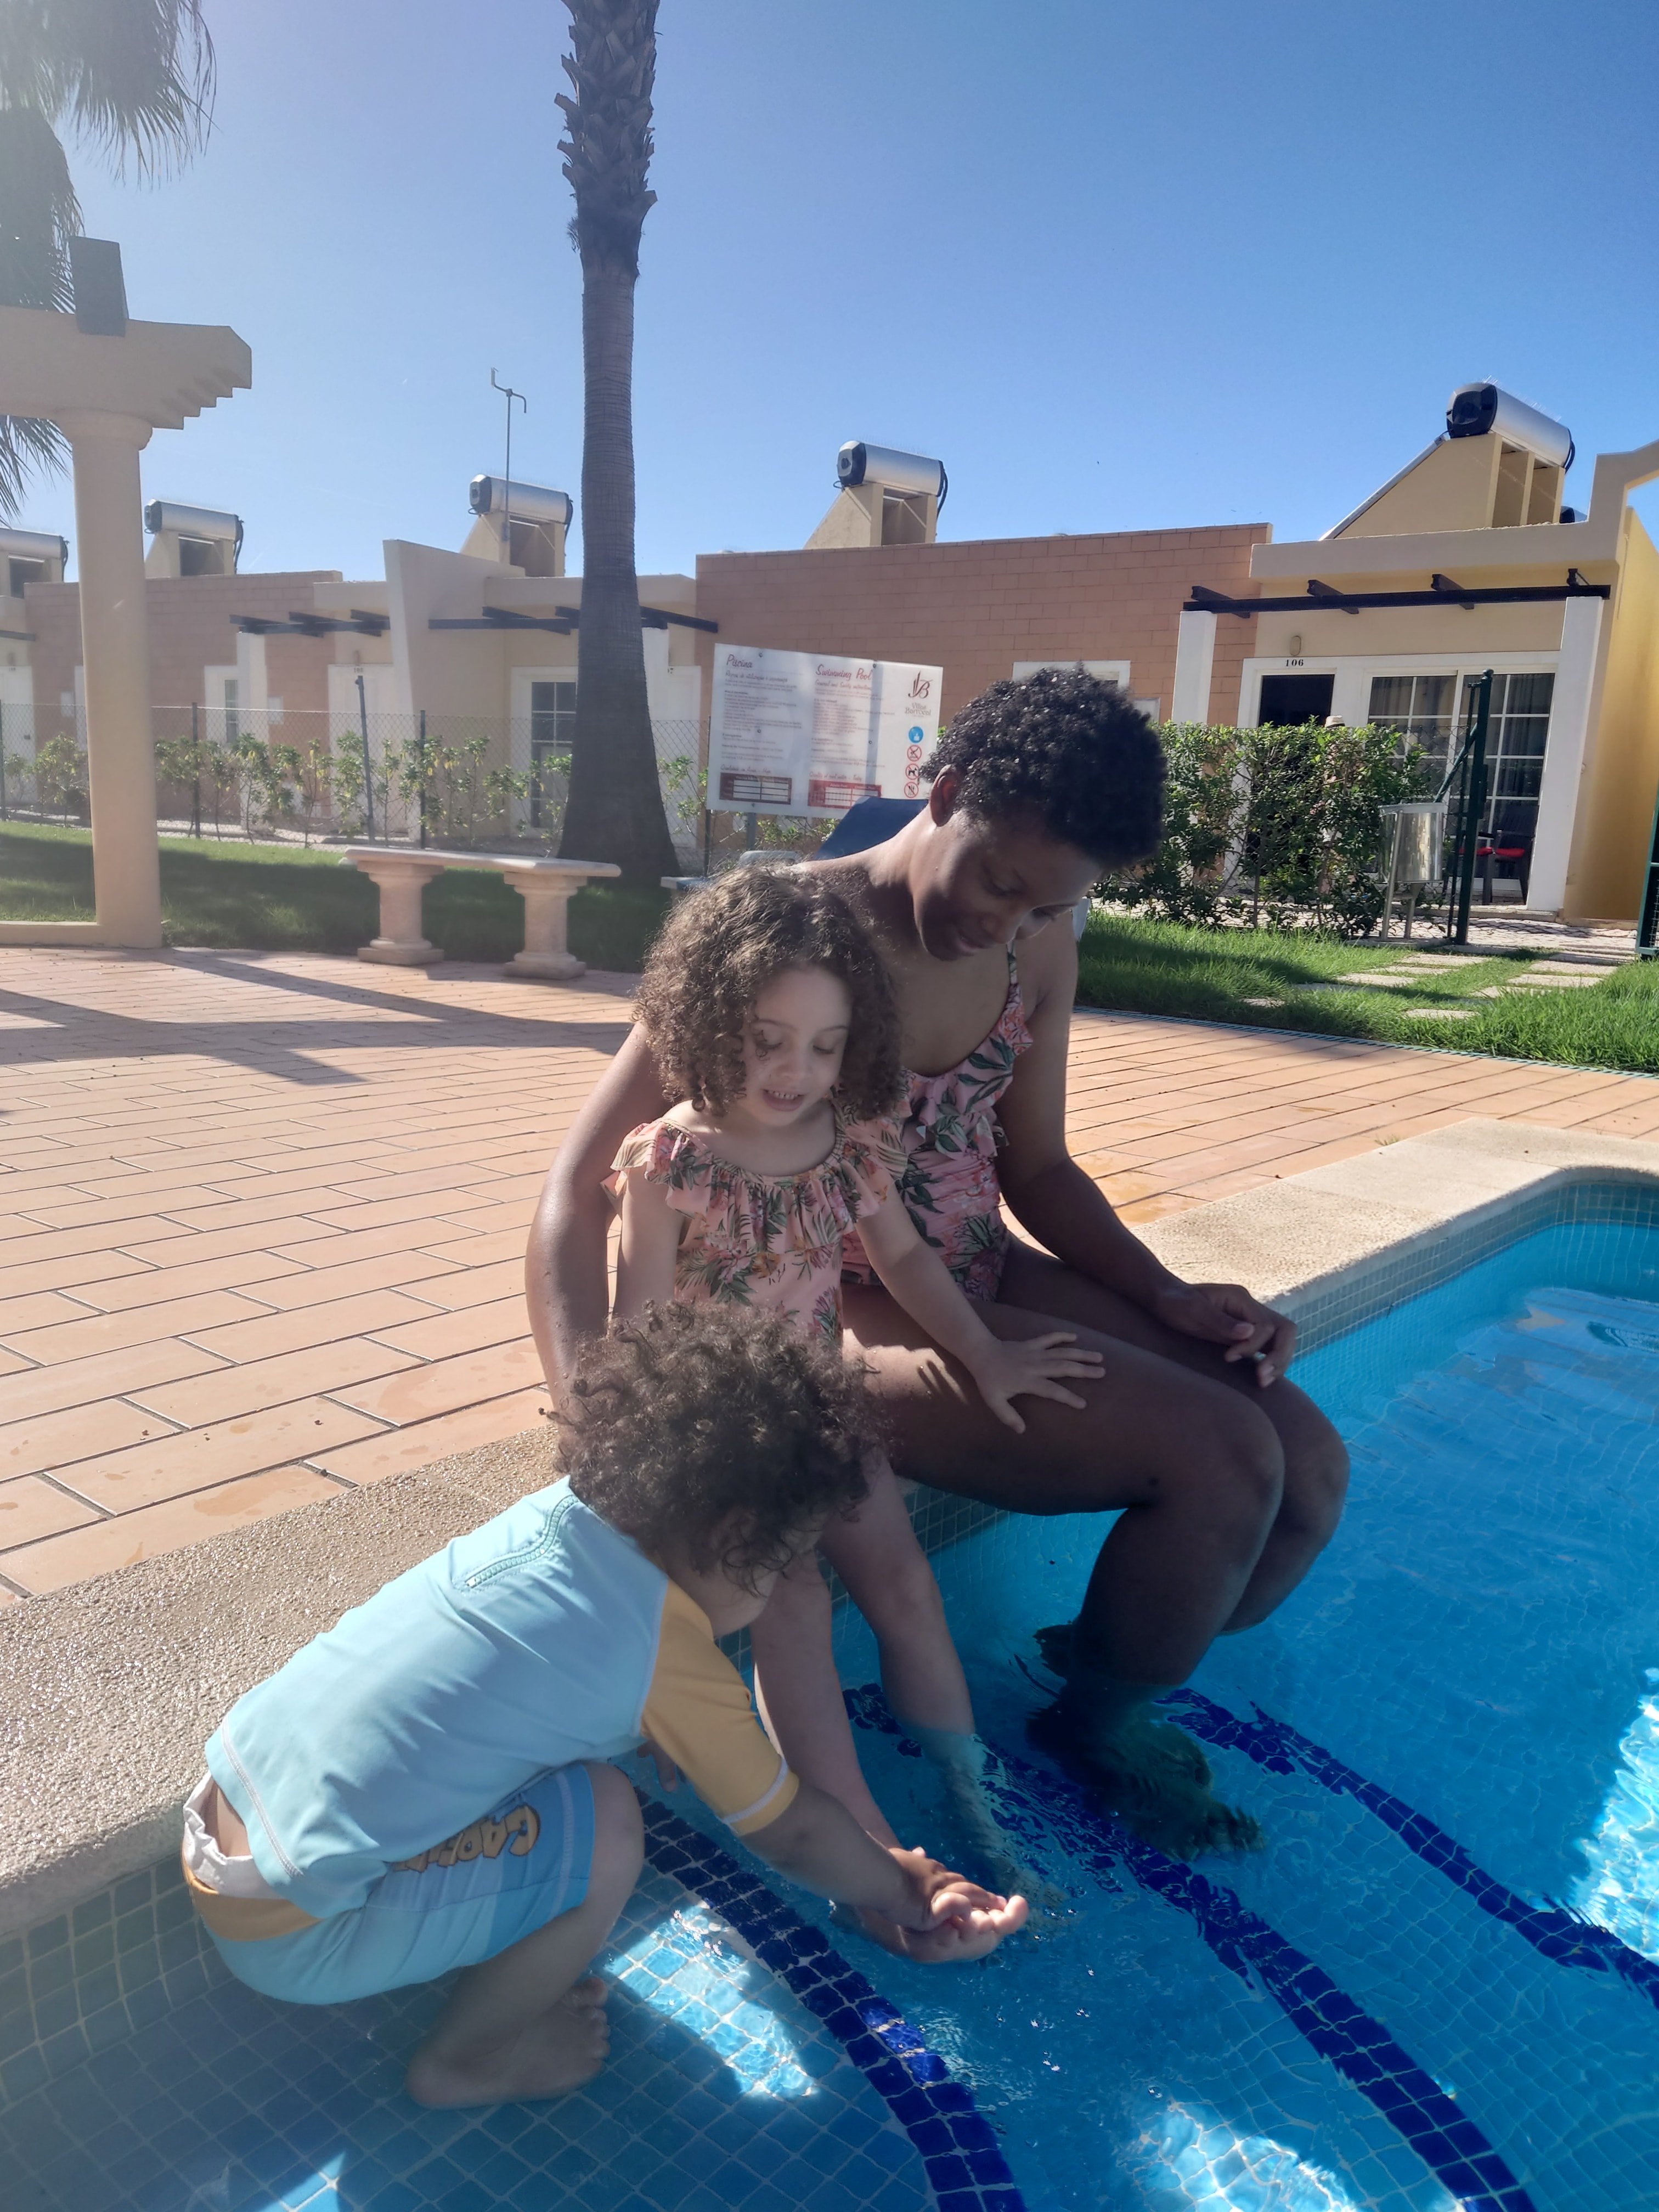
<box><xmin>1404</xmin><ymin>1006</ymin><xmax>1476</xmax><ymax>1019</ymax></box>
<box><xmin>1391</xmin><ymin>952</ymin><xmax>1489</xmax><ymax>967</ymax></box>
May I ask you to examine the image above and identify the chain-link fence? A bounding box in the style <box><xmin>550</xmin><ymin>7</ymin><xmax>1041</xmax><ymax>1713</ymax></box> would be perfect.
<box><xmin>0</xmin><ymin>704</ymin><xmax>849</xmax><ymax>871</ymax></box>
<box><xmin>0</xmin><ymin>708</ymin><xmax>708</xmax><ymax>863</ymax></box>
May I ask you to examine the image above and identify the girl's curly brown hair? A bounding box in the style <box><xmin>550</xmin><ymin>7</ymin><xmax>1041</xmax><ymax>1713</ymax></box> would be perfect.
<box><xmin>633</xmin><ymin>867</ymin><xmax>904</xmax><ymax>1121</ymax></box>
<box><xmin>559</xmin><ymin>1305</ymin><xmax>878</xmax><ymax>1588</ymax></box>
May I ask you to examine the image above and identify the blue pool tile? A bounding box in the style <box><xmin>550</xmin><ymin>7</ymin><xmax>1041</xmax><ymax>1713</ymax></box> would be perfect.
<box><xmin>359</xmin><ymin>2184</ymin><xmax>423</xmax><ymax>2212</ymax></box>
<box><xmin>403</xmin><ymin>2152</ymin><xmax>470</xmax><ymax>2202</ymax></box>
<box><xmin>668</xmin><ymin>2186</ymin><xmax>732</xmax><ymax>2212</ymax></box>
<box><xmin>25</xmin><ymin>1918</ymin><xmax>68</xmax><ymax>1961</ymax></box>
<box><xmin>461</xmin><ymin>2141</ymin><xmax>534</xmax><ymax>2196</ymax></box>
<box><xmin>860</xmin><ymin>2125</ymin><xmax>917</xmax><ymax>2174</ymax></box>
<box><xmin>730</xmin><ymin>2177</ymin><xmax>799</xmax><ymax>2212</ymax></box>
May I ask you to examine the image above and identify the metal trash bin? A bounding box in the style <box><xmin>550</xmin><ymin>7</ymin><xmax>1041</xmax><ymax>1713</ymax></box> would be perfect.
<box><xmin>1379</xmin><ymin>802</ymin><xmax>1448</xmax><ymax>939</ymax></box>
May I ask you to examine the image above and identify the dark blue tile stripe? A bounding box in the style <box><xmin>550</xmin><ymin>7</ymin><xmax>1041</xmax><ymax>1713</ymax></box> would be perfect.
<box><xmin>843</xmin><ymin>1685</ymin><xmax>1538</xmax><ymax>2212</ymax></box>
<box><xmin>1169</xmin><ymin>1688</ymin><xmax>1659</xmax><ymax>2017</ymax></box>
<box><xmin>641</xmin><ymin>1799</ymin><xmax>1028</xmax><ymax>2212</ymax></box>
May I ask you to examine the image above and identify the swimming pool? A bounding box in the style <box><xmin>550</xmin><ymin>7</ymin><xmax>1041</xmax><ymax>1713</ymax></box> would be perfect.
<box><xmin>4</xmin><ymin>1207</ymin><xmax>1657</xmax><ymax>2211</ymax></box>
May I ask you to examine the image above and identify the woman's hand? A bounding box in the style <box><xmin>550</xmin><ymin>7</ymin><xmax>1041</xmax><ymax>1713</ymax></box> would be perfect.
<box><xmin>1150</xmin><ymin>1280</ymin><xmax>1297</xmax><ymax>1385</ymax></box>
<box><xmin>964</xmin><ymin>1331</ymin><xmax>1105</xmax><ymax>1432</ymax></box>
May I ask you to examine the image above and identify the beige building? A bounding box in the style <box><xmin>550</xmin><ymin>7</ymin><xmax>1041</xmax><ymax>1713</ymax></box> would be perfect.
<box><xmin>8</xmin><ymin>387</ymin><xmax>1657</xmax><ymax>922</ymax></box>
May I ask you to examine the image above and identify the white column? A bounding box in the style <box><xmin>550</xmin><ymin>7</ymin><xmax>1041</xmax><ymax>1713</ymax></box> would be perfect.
<box><xmin>1170</xmin><ymin>609</ymin><xmax>1217</xmax><ymax>726</ymax></box>
<box><xmin>234</xmin><ymin>627</ymin><xmax>269</xmax><ymax>731</ymax></box>
<box><xmin>58</xmin><ymin>409</ymin><xmax>161</xmax><ymax>947</ymax></box>
<box><xmin>1527</xmin><ymin>596</ymin><xmax>1605</xmax><ymax>916</ymax></box>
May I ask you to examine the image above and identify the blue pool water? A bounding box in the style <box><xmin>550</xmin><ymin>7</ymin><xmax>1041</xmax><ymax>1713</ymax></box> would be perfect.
<box><xmin>4</xmin><ymin>1213</ymin><xmax>1658</xmax><ymax>2211</ymax></box>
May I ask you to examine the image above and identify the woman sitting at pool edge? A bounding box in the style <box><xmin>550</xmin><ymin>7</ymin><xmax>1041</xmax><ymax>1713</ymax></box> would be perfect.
<box><xmin>529</xmin><ymin>668</ymin><xmax>1351</xmax><ymax>1858</ymax></box>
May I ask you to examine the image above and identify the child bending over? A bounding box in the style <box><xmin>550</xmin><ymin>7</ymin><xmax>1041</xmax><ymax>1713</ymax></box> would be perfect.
<box><xmin>610</xmin><ymin>868</ymin><xmax>1100</xmax><ymax>1903</ymax></box>
<box><xmin>183</xmin><ymin>1307</ymin><xmax>1025</xmax><ymax>2109</ymax></box>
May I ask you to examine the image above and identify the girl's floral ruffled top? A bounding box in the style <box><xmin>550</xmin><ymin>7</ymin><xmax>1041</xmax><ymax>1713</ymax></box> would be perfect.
<box><xmin>608</xmin><ymin>1110</ymin><xmax>907</xmax><ymax>1340</ymax></box>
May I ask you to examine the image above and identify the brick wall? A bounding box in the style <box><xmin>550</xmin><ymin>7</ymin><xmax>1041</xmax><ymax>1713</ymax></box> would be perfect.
<box><xmin>22</xmin><ymin>572</ymin><xmax>344</xmax><ymax>733</ymax></box>
<box><xmin>694</xmin><ymin>523</ymin><xmax>1268</xmax><ymax>726</ymax></box>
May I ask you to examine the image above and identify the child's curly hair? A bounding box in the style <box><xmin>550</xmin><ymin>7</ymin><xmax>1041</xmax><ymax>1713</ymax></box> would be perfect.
<box><xmin>560</xmin><ymin>1305</ymin><xmax>878</xmax><ymax>1589</ymax></box>
<box><xmin>633</xmin><ymin>867</ymin><xmax>904</xmax><ymax>1121</ymax></box>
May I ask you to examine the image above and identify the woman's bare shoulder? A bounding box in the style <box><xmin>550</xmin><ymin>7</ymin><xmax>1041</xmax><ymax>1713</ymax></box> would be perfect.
<box><xmin>1014</xmin><ymin>909</ymin><xmax>1080</xmax><ymax>1019</ymax></box>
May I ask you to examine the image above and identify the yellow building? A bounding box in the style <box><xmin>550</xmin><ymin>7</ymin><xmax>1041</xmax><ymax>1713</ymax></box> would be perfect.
<box><xmin>1181</xmin><ymin>385</ymin><xmax>1659</xmax><ymax>922</ymax></box>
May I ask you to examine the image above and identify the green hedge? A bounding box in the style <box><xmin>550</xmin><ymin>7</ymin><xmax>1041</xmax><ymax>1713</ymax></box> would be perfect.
<box><xmin>1099</xmin><ymin>720</ymin><xmax>1429</xmax><ymax>936</ymax></box>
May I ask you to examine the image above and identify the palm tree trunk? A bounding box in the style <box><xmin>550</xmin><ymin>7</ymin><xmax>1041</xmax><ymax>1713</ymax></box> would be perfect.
<box><xmin>558</xmin><ymin>247</ymin><xmax>675</xmax><ymax>878</ymax></box>
<box><xmin>554</xmin><ymin>0</ymin><xmax>676</xmax><ymax>885</ymax></box>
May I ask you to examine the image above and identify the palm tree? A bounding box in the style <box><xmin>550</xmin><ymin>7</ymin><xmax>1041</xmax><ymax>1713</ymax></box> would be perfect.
<box><xmin>554</xmin><ymin>0</ymin><xmax>677</xmax><ymax>882</ymax></box>
<box><xmin>0</xmin><ymin>0</ymin><xmax>216</xmax><ymax>517</ymax></box>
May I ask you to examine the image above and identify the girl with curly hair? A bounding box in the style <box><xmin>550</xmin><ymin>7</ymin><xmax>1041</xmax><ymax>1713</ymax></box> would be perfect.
<box><xmin>610</xmin><ymin>866</ymin><xmax>1098</xmax><ymax>1899</ymax></box>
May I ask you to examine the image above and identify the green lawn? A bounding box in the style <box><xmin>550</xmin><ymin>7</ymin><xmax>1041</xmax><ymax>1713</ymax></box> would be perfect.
<box><xmin>7</xmin><ymin>823</ymin><xmax>1656</xmax><ymax>1076</ymax></box>
<box><xmin>1077</xmin><ymin>912</ymin><xmax>1659</xmax><ymax>1075</ymax></box>
<box><xmin>0</xmin><ymin>820</ymin><xmax>673</xmax><ymax>971</ymax></box>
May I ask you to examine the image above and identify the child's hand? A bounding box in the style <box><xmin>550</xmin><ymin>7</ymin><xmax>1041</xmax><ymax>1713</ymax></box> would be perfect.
<box><xmin>874</xmin><ymin>1846</ymin><xmax>1028</xmax><ymax>1962</ymax></box>
<box><xmin>635</xmin><ymin>1737</ymin><xmax>680</xmax><ymax>1791</ymax></box>
<box><xmin>966</xmin><ymin>1333</ymin><xmax>1104</xmax><ymax>1433</ymax></box>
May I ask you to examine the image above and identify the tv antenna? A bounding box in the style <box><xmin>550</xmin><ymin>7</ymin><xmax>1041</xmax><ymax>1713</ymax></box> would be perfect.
<box><xmin>491</xmin><ymin>369</ymin><xmax>527</xmax><ymax>567</ymax></box>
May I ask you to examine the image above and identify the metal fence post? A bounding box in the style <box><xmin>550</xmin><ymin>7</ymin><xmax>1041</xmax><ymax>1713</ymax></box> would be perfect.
<box><xmin>1448</xmin><ymin>670</ymin><xmax>1493</xmax><ymax>946</ymax></box>
<box><xmin>0</xmin><ymin>702</ymin><xmax>6</xmax><ymax>821</ymax></box>
<box><xmin>418</xmin><ymin>709</ymin><xmax>427</xmax><ymax>849</ymax></box>
<box><xmin>1639</xmin><ymin>768</ymin><xmax>1659</xmax><ymax>958</ymax></box>
<box><xmin>356</xmin><ymin>670</ymin><xmax>375</xmax><ymax>841</ymax></box>
<box><xmin>190</xmin><ymin>701</ymin><xmax>202</xmax><ymax>838</ymax></box>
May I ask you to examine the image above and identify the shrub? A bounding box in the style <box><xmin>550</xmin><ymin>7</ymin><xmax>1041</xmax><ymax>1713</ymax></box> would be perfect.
<box><xmin>1098</xmin><ymin>720</ymin><xmax>1429</xmax><ymax>936</ymax></box>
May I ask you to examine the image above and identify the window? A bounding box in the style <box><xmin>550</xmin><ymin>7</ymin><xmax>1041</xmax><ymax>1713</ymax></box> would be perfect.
<box><xmin>1368</xmin><ymin>674</ymin><xmax>1457</xmax><ymax>782</ymax></box>
<box><xmin>529</xmin><ymin>680</ymin><xmax>576</xmax><ymax>827</ymax></box>
<box><xmin>221</xmin><ymin>679</ymin><xmax>239</xmax><ymax>745</ymax></box>
<box><xmin>8</xmin><ymin>556</ymin><xmax>46</xmax><ymax>599</ymax></box>
<box><xmin>1481</xmin><ymin>672</ymin><xmax>1553</xmax><ymax>847</ymax></box>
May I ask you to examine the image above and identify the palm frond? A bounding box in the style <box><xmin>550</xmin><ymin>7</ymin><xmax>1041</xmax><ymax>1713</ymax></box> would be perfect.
<box><xmin>0</xmin><ymin>104</ymin><xmax>77</xmax><ymax>520</ymax></box>
<box><xmin>0</xmin><ymin>0</ymin><xmax>216</xmax><ymax>178</ymax></box>
<box><xmin>0</xmin><ymin>413</ymin><xmax>68</xmax><ymax>522</ymax></box>
<box><xmin>555</xmin><ymin>0</ymin><xmax>658</xmax><ymax>274</ymax></box>
<box><xmin>0</xmin><ymin>104</ymin><xmax>78</xmax><ymax>308</ymax></box>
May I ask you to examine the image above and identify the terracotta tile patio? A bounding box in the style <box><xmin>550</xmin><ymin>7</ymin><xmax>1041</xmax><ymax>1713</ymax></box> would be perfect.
<box><xmin>4</xmin><ymin>944</ymin><xmax>1659</xmax><ymax>1604</ymax></box>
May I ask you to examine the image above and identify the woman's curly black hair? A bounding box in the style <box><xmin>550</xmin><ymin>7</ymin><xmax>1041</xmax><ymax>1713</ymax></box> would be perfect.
<box><xmin>632</xmin><ymin>866</ymin><xmax>904</xmax><ymax>1121</ymax></box>
<box><xmin>559</xmin><ymin>1305</ymin><xmax>878</xmax><ymax>1588</ymax></box>
<box><xmin>926</xmin><ymin>664</ymin><xmax>1166</xmax><ymax>867</ymax></box>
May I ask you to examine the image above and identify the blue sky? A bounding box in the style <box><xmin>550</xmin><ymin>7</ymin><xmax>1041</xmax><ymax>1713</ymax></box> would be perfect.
<box><xmin>24</xmin><ymin>0</ymin><xmax>1659</xmax><ymax>579</ymax></box>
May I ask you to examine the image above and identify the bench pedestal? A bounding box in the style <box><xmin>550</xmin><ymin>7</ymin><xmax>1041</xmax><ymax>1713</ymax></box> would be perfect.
<box><xmin>349</xmin><ymin>852</ymin><xmax>449</xmax><ymax>965</ymax></box>
<box><xmin>501</xmin><ymin>867</ymin><xmax>586</xmax><ymax>981</ymax></box>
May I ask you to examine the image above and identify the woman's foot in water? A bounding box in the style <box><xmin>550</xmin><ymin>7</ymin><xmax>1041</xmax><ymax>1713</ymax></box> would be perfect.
<box><xmin>1028</xmin><ymin>1625</ymin><xmax>1263</xmax><ymax>1859</ymax></box>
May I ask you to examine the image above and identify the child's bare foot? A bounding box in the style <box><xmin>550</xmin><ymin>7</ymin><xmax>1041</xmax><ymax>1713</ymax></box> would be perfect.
<box><xmin>406</xmin><ymin>1977</ymin><xmax>611</xmax><ymax>2107</ymax></box>
<box><xmin>1027</xmin><ymin>1701</ymin><xmax>1263</xmax><ymax>1860</ymax></box>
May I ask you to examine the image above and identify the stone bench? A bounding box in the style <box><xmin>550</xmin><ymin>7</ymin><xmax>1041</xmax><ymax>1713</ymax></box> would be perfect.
<box><xmin>340</xmin><ymin>847</ymin><xmax>620</xmax><ymax>981</ymax></box>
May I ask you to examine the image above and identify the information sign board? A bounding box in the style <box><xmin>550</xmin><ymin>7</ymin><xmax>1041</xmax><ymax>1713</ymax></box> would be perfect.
<box><xmin>708</xmin><ymin>646</ymin><xmax>943</xmax><ymax>818</ymax></box>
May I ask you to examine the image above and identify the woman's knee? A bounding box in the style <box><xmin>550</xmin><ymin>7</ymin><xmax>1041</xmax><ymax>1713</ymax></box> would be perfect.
<box><xmin>1190</xmin><ymin>1392</ymin><xmax>1286</xmax><ymax>1532</ymax></box>
<box><xmin>1278</xmin><ymin>1406</ymin><xmax>1350</xmax><ymax>1542</ymax></box>
<box><xmin>583</xmin><ymin>1760</ymin><xmax>645</xmax><ymax>1901</ymax></box>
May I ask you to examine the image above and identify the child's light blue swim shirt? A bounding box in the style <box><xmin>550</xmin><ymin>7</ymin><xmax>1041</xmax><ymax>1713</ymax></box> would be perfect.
<box><xmin>204</xmin><ymin>1479</ymin><xmax>796</xmax><ymax>1928</ymax></box>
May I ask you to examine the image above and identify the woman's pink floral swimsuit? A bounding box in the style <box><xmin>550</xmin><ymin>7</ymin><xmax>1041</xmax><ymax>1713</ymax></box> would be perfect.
<box><xmin>841</xmin><ymin>959</ymin><xmax>1034</xmax><ymax>1303</ymax></box>
<box><xmin>608</xmin><ymin>1110</ymin><xmax>907</xmax><ymax>1341</ymax></box>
